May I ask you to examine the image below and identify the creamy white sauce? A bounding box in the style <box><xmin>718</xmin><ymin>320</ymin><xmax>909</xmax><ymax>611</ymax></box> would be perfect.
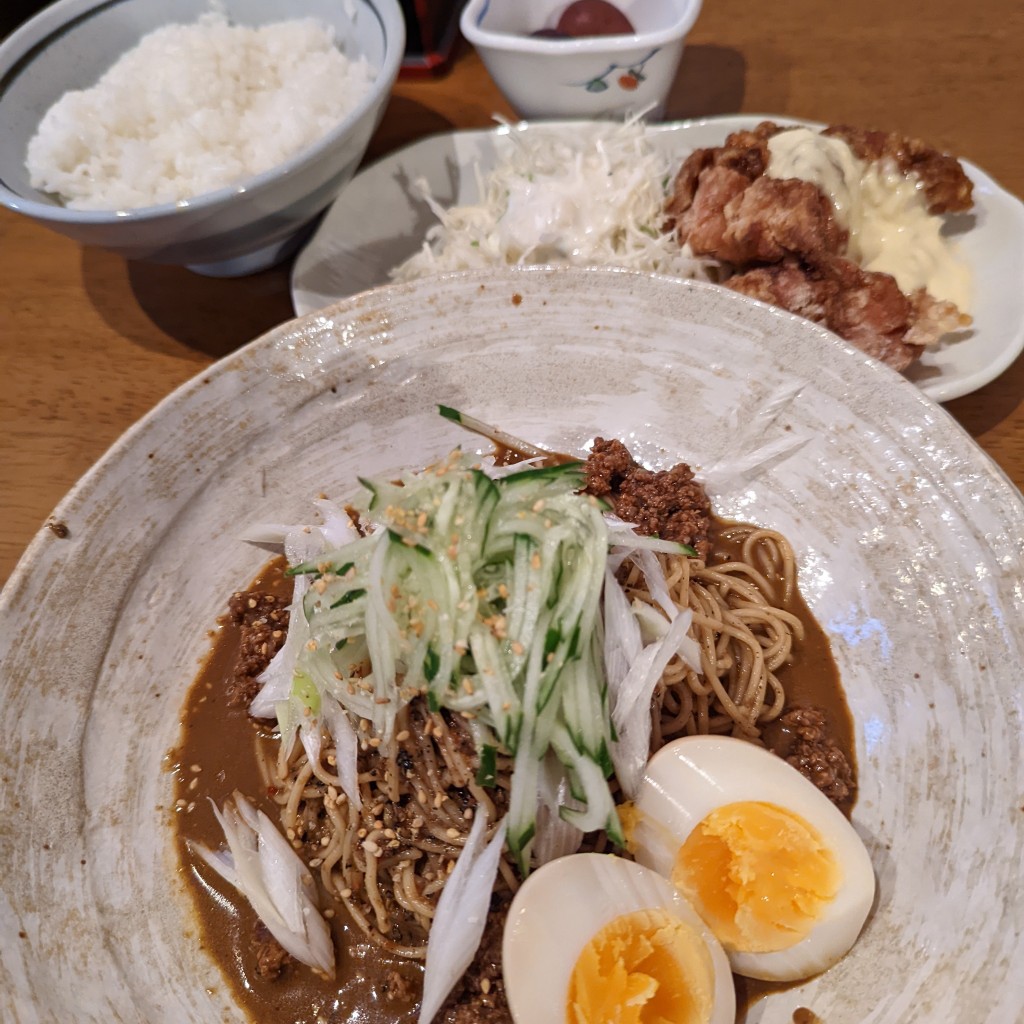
<box><xmin>498</xmin><ymin>174</ymin><xmax>607</xmax><ymax>257</ymax></box>
<box><xmin>766</xmin><ymin>127</ymin><xmax>971</xmax><ymax>311</ymax></box>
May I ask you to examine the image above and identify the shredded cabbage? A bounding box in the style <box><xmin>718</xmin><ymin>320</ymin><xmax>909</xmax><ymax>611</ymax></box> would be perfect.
<box><xmin>391</xmin><ymin>118</ymin><xmax>711</xmax><ymax>281</ymax></box>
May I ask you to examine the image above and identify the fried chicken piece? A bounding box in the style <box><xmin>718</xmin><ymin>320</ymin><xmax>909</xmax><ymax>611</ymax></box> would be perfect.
<box><xmin>725</xmin><ymin>257</ymin><xmax>925</xmax><ymax>371</ymax></box>
<box><xmin>671</xmin><ymin>164</ymin><xmax>846</xmax><ymax>265</ymax></box>
<box><xmin>669</xmin><ymin>120</ymin><xmax>972</xmax><ymax>253</ymax></box>
<box><xmin>666</xmin><ymin>122</ymin><xmax>777</xmax><ymax>218</ymax></box>
<box><xmin>668</xmin><ymin>120</ymin><xmax>973</xmax><ymax>369</ymax></box>
<box><xmin>671</xmin><ymin>165</ymin><xmax>751</xmax><ymax>260</ymax></box>
<box><xmin>822</xmin><ymin>125</ymin><xmax>973</xmax><ymax>213</ymax></box>
<box><xmin>904</xmin><ymin>289</ymin><xmax>971</xmax><ymax>348</ymax></box>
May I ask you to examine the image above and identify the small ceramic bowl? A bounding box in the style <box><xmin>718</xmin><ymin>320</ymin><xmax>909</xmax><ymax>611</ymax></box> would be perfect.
<box><xmin>0</xmin><ymin>0</ymin><xmax>404</xmax><ymax>276</ymax></box>
<box><xmin>460</xmin><ymin>0</ymin><xmax>702</xmax><ymax>121</ymax></box>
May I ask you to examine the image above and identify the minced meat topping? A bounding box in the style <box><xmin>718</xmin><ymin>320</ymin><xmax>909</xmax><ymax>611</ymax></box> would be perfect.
<box><xmin>224</xmin><ymin>590</ymin><xmax>289</xmax><ymax>707</ymax></box>
<box><xmin>766</xmin><ymin>705</ymin><xmax>855</xmax><ymax>806</ymax></box>
<box><xmin>584</xmin><ymin>437</ymin><xmax>712</xmax><ymax>558</ymax></box>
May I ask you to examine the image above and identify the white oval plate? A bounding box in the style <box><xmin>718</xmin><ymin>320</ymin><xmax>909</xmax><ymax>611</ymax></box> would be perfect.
<box><xmin>291</xmin><ymin>115</ymin><xmax>1024</xmax><ymax>403</ymax></box>
<box><xmin>1</xmin><ymin>268</ymin><xmax>1022</xmax><ymax>1024</ymax></box>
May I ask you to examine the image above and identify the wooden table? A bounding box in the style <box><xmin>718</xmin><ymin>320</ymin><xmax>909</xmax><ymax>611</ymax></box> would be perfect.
<box><xmin>2</xmin><ymin>0</ymin><xmax>1022</xmax><ymax>587</ymax></box>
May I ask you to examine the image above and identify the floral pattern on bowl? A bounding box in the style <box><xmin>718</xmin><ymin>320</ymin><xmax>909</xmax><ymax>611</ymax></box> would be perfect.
<box><xmin>577</xmin><ymin>46</ymin><xmax>659</xmax><ymax>93</ymax></box>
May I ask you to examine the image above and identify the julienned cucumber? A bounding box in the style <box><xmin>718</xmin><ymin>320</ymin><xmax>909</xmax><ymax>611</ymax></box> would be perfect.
<box><xmin>287</xmin><ymin>448</ymin><xmax>618</xmax><ymax>873</ymax></box>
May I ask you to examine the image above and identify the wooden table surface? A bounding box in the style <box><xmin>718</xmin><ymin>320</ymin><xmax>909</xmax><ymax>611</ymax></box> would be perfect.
<box><xmin>2</xmin><ymin>0</ymin><xmax>1022</xmax><ymax>587</ymax></box>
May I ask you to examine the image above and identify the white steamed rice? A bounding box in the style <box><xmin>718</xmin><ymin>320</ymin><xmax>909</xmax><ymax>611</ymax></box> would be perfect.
<box><xmin>26</xmin><ymin>13</ymin><xmax>376</xmax><ymax>211</ymax></box>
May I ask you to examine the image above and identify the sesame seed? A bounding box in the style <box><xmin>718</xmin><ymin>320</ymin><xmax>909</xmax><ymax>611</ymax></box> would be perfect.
<box><xmin>396</xmin><ymin>730</ymin><xmax>410</xmax><ymax>743</ymax></box>
<box><xmin>446</xmin><ymin>828</ymin><xmax>460</xmax><ymax>840</ymax></box>
<box><xmin>481</xmin><ymin>979</ymin><xmax>492</xmax><ymax>995</ymax></box>
<box><xmin>339</xmin><ymin>888</ymin><xmax>353</xmax><ymax>899</ymax></box>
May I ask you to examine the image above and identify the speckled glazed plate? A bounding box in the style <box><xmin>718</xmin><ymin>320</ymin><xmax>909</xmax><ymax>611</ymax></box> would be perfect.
<box><xmin>291</xmin><ymin>115</ymin><xmax>1024</xmax><ymax>402</ymax></box>
<box><xmin>1</xmin><ymin>268</ymin><xmax>1022</xmax><ymax>1024</ymax></box>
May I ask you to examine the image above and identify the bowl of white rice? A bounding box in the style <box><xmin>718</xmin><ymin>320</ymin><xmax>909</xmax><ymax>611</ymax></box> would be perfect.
<box><xmin>0</xmin><ymin>0</ymin><xmax>404</xmax><ymax>275</ymax></box>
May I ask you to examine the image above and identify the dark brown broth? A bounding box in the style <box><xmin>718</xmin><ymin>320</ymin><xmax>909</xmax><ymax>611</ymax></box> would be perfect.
<box><xmin>172</xmin><ymin>523</ymin><xmax>854</xmax><ymax>1024</ymax></box>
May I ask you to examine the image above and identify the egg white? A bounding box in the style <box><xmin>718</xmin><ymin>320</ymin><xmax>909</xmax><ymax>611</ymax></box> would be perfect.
<box><xmin>632</xmin><ymin>735</ymin><xmax>876</xmax><ymax>982</ymax></box>
<box><xmin>502</xmin><ymin>852</ymin><xmax>735</xmax><ymax>1024</ymax></box>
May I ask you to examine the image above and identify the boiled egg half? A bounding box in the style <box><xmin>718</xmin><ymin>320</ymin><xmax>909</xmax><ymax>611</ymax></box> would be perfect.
<box><xmin>502</xmin><ymin>852</ymin><xmax>735</xmax><ymax>1024</ymax></box>
<box><xmin>630</xmin><ymin>735</ymin><xmax>875</xmax><ymax>982</ymax></box>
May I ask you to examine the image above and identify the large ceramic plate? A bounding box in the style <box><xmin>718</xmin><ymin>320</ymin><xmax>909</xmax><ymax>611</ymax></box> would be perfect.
<box><xmin>1</xmin><ymin>268</ymin><xmax>1022</xmax><ymax>1024</ymax></box>
<box><xmin>291</xmin><ymin>115</ymin><xmax>1024</xmax><ymax>403</ymax></box>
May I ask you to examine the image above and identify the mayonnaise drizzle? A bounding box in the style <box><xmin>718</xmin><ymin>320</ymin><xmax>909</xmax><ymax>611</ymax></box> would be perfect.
<box><xmin>766</xmin><ymin>127</ymin><xmax>971</xmax><ymax>311</ymax></box>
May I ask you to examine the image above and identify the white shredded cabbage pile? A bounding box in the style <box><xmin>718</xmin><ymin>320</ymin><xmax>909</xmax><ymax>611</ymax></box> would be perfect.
<box><xmin>391</xmin><ymin>119</ymin><xmax>710</xmax><ymax>281</ymax></box>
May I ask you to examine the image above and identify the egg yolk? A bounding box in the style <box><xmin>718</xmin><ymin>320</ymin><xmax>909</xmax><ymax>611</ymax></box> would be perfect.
<box><xmin>566</xmin><ymin>908</ymin><xmax>714</xmax><ymax>1024</ymax></box>
<box><xmin>672</xmin><ymin>801</ymin><xmax>840</xmax><ymax>954</ymax></box>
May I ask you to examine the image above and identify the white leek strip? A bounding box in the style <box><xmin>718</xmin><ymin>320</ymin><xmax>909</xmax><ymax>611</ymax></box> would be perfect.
<box><xmin>362</xmin><ymin>534</ymin><xmax>402</xmax><ymax>738</ymax></box>
<box><xmin>625</xmin><ymin>546</ymin><xmax>677</xmax><ymax>622</ymax></box>
<box><xmin>299</xmin><ymin>717</ymin><xmax>322</xmax><ymax>777</ymax></box>
<box><xmin>311</xmin><ymin>497</ymin><xmax>359</xmax><ymax>548</ymax></box>
<box><xmin>534</xmin><ymin>754</ymin><xmax>583</xmax><ymax>866</ymax></box>
<box><xmin>250</xmin><ymin>525</ymin><xmax>323</xmax><ymax>719</ymax></box>
<box><xmin>631</xmin><ymin>600</ymin><xmax>702</xmax><ymax>674</ymax></box>
<box><xmin>610</xmin><ymin>609</ymin><xmax>694</xmax><ymax>799</ymax></box>
<box><xmin>321</xmin><ymin>694</ymin><xmax>362</xmax><ymax>810</ymax></box>
<box><xmin>192</xmin><ymin>792</ymin><xmax>334</xmax><ymax>979</ymax></box>
<box><xmin>700</xmin><ymin>381</ymin><xmax>812</xmax><ymax>495</ymax></box>
<box><xmin>602</xmin><ymin>564</ymin><xmax>643</xmax><ymax>690</ymax></box>
<box><xmin>238</xmin><ymin>522</ymin><xmax>292</xmax><ymax>545</ymax></box>
<box><xmin>418</xmin><ymin>812</ymin><xmax>508</xmax><ymax>1024</ymax></box>
<box><xmin>605</xmin><ymin>517</ymin><xmax>695</xmax><ymax>555</ymax></box>
<box><xmin>437</xmin><ymin>405</ymin><xmax>552</xmax><ymax>460</ymax></box>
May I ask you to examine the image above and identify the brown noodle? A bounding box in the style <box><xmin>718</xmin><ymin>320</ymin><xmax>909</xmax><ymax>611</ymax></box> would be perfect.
<box><xmin>254</xmin><ymin>523</ymin><xmax>800</xmax><ymax>959</ymax></box>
